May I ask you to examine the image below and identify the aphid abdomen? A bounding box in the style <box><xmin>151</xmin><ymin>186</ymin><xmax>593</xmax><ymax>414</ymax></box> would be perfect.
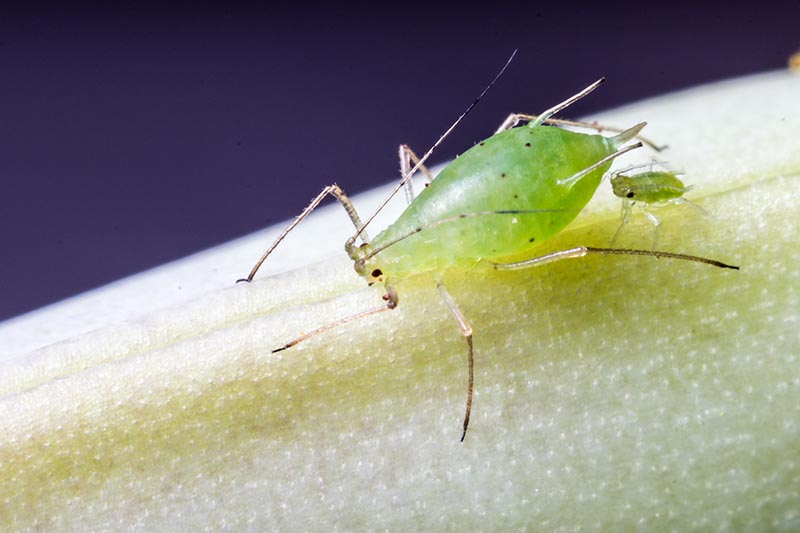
<box><xmin>372</xmin><ymin>126</ymin><xmax>617</xmax><ymax>279</ymax></box>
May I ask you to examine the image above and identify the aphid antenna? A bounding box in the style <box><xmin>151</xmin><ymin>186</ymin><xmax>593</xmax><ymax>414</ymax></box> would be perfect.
<box><xmin>349</xmin><ymin>49</ymin><xmax>518</xmax><ymax>246</ymax></box>
<box><xmin>359</xmin><ymin>209</ymin><xmax>571</xmax><ymax>263</ymax></box>
<box><xmin>606</xmin><ymin>159</ymin><xmax>672</xmax><ymax>185</ymax></box>
<box><xmin>611</xmin><ymin>158</ymin><xmax>675</xmax><ymax>176</ymax></box>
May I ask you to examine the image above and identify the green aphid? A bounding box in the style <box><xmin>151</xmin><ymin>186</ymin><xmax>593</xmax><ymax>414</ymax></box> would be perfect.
<box><xmin>240</xmin><ymin>70</ymin><xmax>738</xmax><ymax>441</ymax></box>
<box><xmin>610</xmin><ymin>160</ymin><xmax>708</xmax><ymax>248</ymax></box>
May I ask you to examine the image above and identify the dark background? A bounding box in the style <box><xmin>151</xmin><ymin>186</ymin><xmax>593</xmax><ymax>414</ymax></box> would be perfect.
<box><xmin>1</xmin><ymin>4</ymin><xmax>797</xmax><ymax>321</ymax></box>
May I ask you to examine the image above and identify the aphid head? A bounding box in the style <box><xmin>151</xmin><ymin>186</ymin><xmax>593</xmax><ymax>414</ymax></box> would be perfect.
<box><xmin>610</xmin><ymin>174</ymin><xmax>634</xmax><ymax>199</ymax></box>
<box><xmin>351</xmin><ymin>244</ymin><xmax>388</xmax><ymax>286</ymax></box>
<box><xmin>355</xmin><ymin>260</ymin><xmax>387</xmax><ymax>286</ymax></box>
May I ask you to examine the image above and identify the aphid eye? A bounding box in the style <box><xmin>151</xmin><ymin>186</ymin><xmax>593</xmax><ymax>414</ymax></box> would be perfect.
<box><xmin>626</xmin><ymin>192</ymin><xmax>635</xmax><ymax>198</ymax></box>
<box><xmin>371</xmin><ymin>268</ymin><xmax>383</xmax><ymax>278</ymax></box>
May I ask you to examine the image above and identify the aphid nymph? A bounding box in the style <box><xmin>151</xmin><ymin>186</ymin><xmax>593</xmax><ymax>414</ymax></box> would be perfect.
<box><xmin>609</xmin><ymin>159</ymin><xmax>708</xmax><ymax>248</ymax></box>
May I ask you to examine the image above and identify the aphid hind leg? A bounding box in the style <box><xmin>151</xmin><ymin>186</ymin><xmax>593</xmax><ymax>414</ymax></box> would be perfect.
<box><xmin>499</xmin><ymin>114</ymin><xmax>665</xmax><ymax>151</ymax></box>
<box><xmin>493</xmin><ymin>246</ymin><xmax>739</xmax><ymax>271</ymax></box>
<box><xmin>239</xmin><ymin>184</ymin><xmax>368</xmax><ymax>283</ymax></box>
<box><xmin>436</xmin><ymin>282</ymin><xmax>475</xmax><ymax>442</ymax></box>
<box><xmin>495</xmin><ymin>78</ymin><xmax>606</xmax><ymax>133</ymax></box>
<box><xmin>674</xmin><ymin>197</ymin><xmax>710</xmax><ymax>217</ymax></box>
<box><xmin>399</xmin><ymin>144</ymin><xmax>436</xmax><ymax>205</ymax></box>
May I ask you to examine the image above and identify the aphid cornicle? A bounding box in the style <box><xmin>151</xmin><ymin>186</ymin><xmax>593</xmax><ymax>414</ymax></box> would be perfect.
<box><xmin>240</xmin><ymin>66</ymin><xmax>738</xmax><ymax>442</ymax></box>
<box><xmin>609</xmin><ymin>160</ymin><xmax>708</xmax><ymax>248</ymax></box>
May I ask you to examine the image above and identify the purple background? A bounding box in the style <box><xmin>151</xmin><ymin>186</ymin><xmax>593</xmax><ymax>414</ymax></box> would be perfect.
<box><xmin>1</xmin><ymin>4</ymin><xmax>797</xmax><ymax>321</ymax></box>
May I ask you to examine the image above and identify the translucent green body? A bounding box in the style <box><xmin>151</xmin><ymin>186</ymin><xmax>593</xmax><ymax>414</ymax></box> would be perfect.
<box><xmin>611</xmin><ymin>171</ymin><xmax>689</xmax><ymax>204</ymax></box>
<box><xmin>365</xmin><ymin>125</ymin><xmax>618</xmax><ymax>281</ymax></box>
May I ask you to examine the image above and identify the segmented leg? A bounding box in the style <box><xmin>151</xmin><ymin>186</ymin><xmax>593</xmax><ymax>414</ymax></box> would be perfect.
<box><xmin>272</xmin><ymin>285</ymin><xmax>399</xmax><ymax>353</ymax></box>
<box><xmin>639</xmin><ymin>206</ymin><xmax>662</xmax><ymax>250</ymax></box>
<box><xmin>493</xmin><ymin>246</ymin><xmax>739</xmax><ymax>271</ymax></box>
<box><xmin>437</xmin><ymin>282</ymin><xmax>474</xmax><ymax>442</ymax></box>
<box><xmin>239</xmin><ymin>184</ymin><xmax>368</xmax><ymax>283</ymax></box>
<box><xmin>610</xmin><ymin>200</ymin><xmax>634</xmax><ymax>247</ymax></box>
<box><xmin>496</xmin><ymin>113</ymin><xmax>664</xmax><ymax>151</ymax></box>
<box><xmin>399</xmin><ymin>144</ymin><xmax>436</xmax><ymax>205</ymax></box>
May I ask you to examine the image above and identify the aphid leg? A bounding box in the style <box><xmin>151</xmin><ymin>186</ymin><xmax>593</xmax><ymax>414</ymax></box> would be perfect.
<box><xmin>238</xmin><ymin>184</ymin><xmax>368</xmax><ymax>283</ymax></box>
<box><xmin>610</xmin><ymin>201</ymin><xmax>634</xmax><ymax>247</ymax></box>
<box><xmin>399</xmin><ymin>144</ymin><xmax>436</xmax><ymax>205</ymax></box>
<box><xmin>493</xmin><ymin>246</ymin><xmax>739</xmax><ymax>271</ymax></box>
<box><xmin>272</xmin><ymin>284</ymin><xmax>399</xmax><ymax>353</ymax></box>
<box><xmin>504</xmin><ymin>115</ymin><xmax>665</xmax><ymax>151</ymax></box>
<box><xmin>436</xmin><ymin>282</ymin><xmax>474</xmax><ymax>442</ymax></box>
<box><xmin>530</xmin><ymin>79</ymin><xmax>606</xmax><ymax>128</ymax></box>
<box><xmin>495</xmin><ymin>113</ymin><xmax>525</xmax><ymax>133</ymax></box>
<box><xmin>639</xmin><ymin>206</ymin><xmax>662</xmax><ymax>250</ymax></box>
<box><xmin>674</xmin><ymin>197</ymin><xmax>710</xmax><ymax>217</ymax></box>
<box><xmin>495</xmin><ymin>79</ymin><xmax>606</xmax><ymax>134</ymax></box>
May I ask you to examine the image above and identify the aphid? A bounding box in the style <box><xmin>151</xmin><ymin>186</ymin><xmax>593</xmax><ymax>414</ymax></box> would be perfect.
<box><xmin>240</xmin><ymin>66</ymin><xmax>738</xmax><ymax>442</ymax></box>
<box><xmin>609</xmin><ymin>160</ymin><xmax>708</xmax><ymax>249</ymax></box>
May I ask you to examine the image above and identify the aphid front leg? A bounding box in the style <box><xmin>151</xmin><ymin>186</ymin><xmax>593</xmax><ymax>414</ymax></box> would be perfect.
<box><xmin>399</xmin><ymin>144</ymin><xmax>436</xmax><ymax>205</ymax></box>
<box><xmin>609</xmin><ymin>200</ymin><xmax>634</xmax><ymax>247</ymax></box>
<box><xmin>239</xmin><ymin>184</ymin><xmax>368</xmax><ymax>283</ymax></box>
<box><xmin>436</xmin><ymin>282</ymin><xmax>475</xmax><ymax>442</ymax></box>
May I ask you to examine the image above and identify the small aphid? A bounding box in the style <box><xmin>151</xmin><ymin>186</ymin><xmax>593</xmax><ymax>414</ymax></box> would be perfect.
<box><xmin>609</xmin><ymin>160</ymin><xmax>707</xmax><ymax>249</ymax></box>
<box><xmin>240</xmin><ymin>58</ymin><xmax>738</xmax><ymax>442</ymax></box>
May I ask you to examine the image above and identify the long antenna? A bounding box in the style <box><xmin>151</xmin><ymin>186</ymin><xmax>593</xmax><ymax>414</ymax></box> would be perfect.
<box><xmin>349</xmin><ymin>49</ymin><xmax>518</xmax><ymax>244</ymax></box>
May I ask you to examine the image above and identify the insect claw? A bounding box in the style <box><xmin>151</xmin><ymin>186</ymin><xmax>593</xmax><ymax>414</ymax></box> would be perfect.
<box><xmin>235</xmin><ymin>278</ymin><xmax>252</xmax><ymax>284</ymax></box>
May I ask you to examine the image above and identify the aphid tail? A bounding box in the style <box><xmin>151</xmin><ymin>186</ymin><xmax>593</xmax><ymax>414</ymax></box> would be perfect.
<box><xmin>611</xmin><ymin>121</ymin><xmax>647</xmax><ymax>149</ymax></box>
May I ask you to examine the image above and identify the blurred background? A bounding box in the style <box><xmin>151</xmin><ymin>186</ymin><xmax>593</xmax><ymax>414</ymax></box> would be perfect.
<box><xmin>1</xmin><ymin>3</ymin><xmax>797</xmax><ymax>321</ymax></box>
